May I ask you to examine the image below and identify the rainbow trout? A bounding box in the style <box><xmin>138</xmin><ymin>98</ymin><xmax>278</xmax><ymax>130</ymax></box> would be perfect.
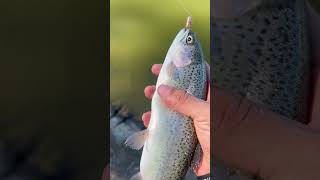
<box><xmin>125</xmin><ymin>17</ymin><xmax>207</xmax><ymax>180</ymax></box>
<box><xmin>212</xmin><ymin>0</ymin><xmax>310</xmax><ymax>179</ymax></box>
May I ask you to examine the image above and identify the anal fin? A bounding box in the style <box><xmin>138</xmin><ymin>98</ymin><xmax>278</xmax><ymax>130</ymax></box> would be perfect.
<box><xmin>124</xmin><ymin>129</ymin><xmax>149</xmax><ymax>150</ymax></box>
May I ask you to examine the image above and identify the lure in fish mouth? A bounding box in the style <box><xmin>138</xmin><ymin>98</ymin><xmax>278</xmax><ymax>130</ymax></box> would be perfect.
<box><xmin>125</xmin><ymin>16</ymin><xmax>208</xmax><ymax>180</ymax></box>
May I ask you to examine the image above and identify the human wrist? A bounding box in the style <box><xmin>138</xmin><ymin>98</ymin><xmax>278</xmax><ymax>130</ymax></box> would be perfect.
<box><xmin>212</xmin><ymin>89</ymin><xmax>312</xmax><ymax>176</ymax></box>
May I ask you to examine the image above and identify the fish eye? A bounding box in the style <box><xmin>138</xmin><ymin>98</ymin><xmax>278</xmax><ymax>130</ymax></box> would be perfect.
<box><xmin>186</xmin><ymin>35</ymin><xmax>193</xmax><ymax>44</ymax></box>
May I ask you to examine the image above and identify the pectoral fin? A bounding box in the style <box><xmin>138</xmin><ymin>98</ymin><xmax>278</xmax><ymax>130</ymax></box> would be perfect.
<box><xmin>124</xmin><ymin>129</ymin><xmax>149</xmax><ymax>150</ymax></box>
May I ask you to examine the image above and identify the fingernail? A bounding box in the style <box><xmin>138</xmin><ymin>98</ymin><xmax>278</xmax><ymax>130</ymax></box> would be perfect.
<box><xmin>158</xmin><ymin>85</ymin><xmax>173</xmax><ymax>97</ymax></box>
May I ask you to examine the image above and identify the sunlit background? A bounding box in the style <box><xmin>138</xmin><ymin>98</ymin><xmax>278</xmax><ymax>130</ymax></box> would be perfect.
<box><xmin>110</xmin><ymin>0</ymin><xmax>210</xmax><ymax>115</ymax></box>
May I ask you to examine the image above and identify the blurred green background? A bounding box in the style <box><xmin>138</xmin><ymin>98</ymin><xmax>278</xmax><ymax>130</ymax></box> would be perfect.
<box><xmin>110</xmin><ymin>0</ymin><xmax>210</xmax><ymax>115</ymax></box>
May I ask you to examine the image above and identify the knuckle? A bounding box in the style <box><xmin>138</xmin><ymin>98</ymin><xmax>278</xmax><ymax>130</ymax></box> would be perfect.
<box><xmin>170</xmin><ymin>90</ymin><xmax>189</xmax><ymax>108</ymax></box>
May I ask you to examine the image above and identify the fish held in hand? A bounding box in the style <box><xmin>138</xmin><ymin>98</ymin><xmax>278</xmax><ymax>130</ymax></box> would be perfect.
<box><xmin>125</xmin><ymin>16</ymin><xmax>208</xmax><ymax>180</ymax></box>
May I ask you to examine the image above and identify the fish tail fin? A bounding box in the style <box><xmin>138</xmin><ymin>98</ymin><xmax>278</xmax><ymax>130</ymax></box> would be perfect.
<box><xmin>124</xmin><ymin>129</ymin><xmax>149</xmax><ymax>150</ymax></box>
<box><xmin>130</xmin><ymin>172</ymin><xmax>142</xmax><ymax>180</ymax></box>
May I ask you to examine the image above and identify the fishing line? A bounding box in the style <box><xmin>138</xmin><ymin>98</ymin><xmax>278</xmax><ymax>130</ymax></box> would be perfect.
<box><xmin>175</xmin><ymin>0</ymin><xmax>192</xmax><ymax>16</ymax></box>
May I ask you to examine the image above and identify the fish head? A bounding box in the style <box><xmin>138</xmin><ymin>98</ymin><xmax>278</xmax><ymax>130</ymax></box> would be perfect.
<box><xmin>163</xmin><ymin>27</ymin><xmax>206</xmax><ymax>85</ymax></box>
<box><xmin>168</xmin><ymin>28</ymin><xmax>204</xmax><ymax>68</ymax></box>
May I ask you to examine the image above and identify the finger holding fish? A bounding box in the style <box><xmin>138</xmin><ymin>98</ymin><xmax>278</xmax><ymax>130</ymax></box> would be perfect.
<box><xmin>144</xmin><ymin>85</ymin><xmax>156</xmax><ymax>100</ymax></box>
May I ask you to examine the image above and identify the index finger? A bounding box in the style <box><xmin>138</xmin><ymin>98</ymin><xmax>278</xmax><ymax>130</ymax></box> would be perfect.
<box><xmin>151</xmin><ymin>64</ymin><xmax>162</xmax><ymax>75</ymax></box>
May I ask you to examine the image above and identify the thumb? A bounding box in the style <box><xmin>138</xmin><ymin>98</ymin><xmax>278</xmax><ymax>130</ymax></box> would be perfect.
<box><xmin>157</xmin><ymin>84</ymin><xmax>208</xmax><ymax>119</ymax></box>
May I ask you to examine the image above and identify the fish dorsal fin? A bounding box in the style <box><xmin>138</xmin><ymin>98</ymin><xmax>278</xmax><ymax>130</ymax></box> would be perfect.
<box><xmin>212</xmin><ymin>0</ymin><xmax>262</xmax><ymax>18</ymax></box>
<box><xmin>125</xmin><ymin>129</ymin><xmax>149</xmax><ymax>150</ymax></box>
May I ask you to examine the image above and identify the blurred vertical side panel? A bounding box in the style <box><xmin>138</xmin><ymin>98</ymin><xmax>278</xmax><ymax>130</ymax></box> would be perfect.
<box><xmin>0</xmin><ymin>0</ymin><xmax>109</xmax><ymax>180</ymax></box>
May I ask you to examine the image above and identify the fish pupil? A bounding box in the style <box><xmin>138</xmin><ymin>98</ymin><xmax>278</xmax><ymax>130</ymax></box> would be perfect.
<box><xmin>186</xmin><ymin>36</ymin><xmax>193</xmax><ymax>44</ymax></box>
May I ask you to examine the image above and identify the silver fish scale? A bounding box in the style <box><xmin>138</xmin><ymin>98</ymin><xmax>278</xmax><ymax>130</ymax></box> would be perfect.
<box><xmin>174</xmin><ymin>64</ymin><xmax>207</xmax><ymax>98</ymax></box>
<box><xmin>212</xmin><ymin>0</ymin><xmax>309</xmax><ymax>179</ymax></box>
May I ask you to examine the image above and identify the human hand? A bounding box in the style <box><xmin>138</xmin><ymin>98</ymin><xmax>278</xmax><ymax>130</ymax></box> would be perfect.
<box><xmin>142</xmin><ymin>63</ymin><xmax>210</xmax><ymax>176</ymax></box>
<box><xmin>212</xmin><ymin>2</ymin><xmax>320</xmax><ymax>180</ymax></box>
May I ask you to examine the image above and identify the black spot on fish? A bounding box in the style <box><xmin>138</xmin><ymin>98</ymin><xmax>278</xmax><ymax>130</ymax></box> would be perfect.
<box><xmin>251</xmin><ymin>14</ymin><xmax>257</xmax><ymax>20</ymax></box>
<box><xmin>248</xmin><ymin>58</ymin><xmax>257</xmax><ymax>66</ymax></box>
<box><xmin>270</xmin><ymin>63</ymin><xmax>277</xmax><ymax>68</ymax></box>
<box><xmin>238</xmin><ymin>33</ymin><xmax>246</xmax><ymax>39</ymax></box>
<box><xmin>260</xmin><ymin>29</ymin><xmax>267</xmax><ymax>34</ymax></box>
<box><xmin>248</xmin><ymin>28</ymin><xmax>255</xmax><ymax>32</ymax></box>
<box><xmin>285</xmin><ymin>65</ymin><xmax>291</xmax><ymax>70</ymax></box>
<box><xmin>277</xmin><ymin>27</ymin><xmax>284</xmax><ymax>32</ymax></box>
<box><xmin>254</xmin><ymin>49</ymin><xmax>262</xmax><ymax>56</ymax></box>
<box><xmin>283</xmin><ymin>34</ymin><xmax>289</xmax><ymax>43</ymax></box>
<box><xmin>257</xmin><ymin>36</ymin><xmax>264</xmax><ymax>42</ymax></box>
<box><xmin>264</xmin><ymin>18</ymin><xmax>271</xmax><ymax>25</ymax></box>
<box><xmin>235</xmin><ymin>25</ymin><xmax>243</xmax><ymax>29</ymax></box>
<box><xmin>276</xmin><ymin>71</ymin><xmax>283</xmax><ymax>76</ymax></box>
<box><xmin>236</xmin><ymin>49</ymin><xmax>243</xmax><ymax>53</ymax></box>
<box><xmin>278</xmin><ymin>4</ymin><xmax>284</xmax><ymax>10</ymax></box>
<box><xmin>269</xmin><ymin>37</ymin><xmax>276</xmax><ymax>42</ymax></box>
<box><xmin>286</xmin><ymin>24</ymin><xmax>291</xmax><ymax>29</ymax></box>
<box><xmin>230</xmin><ymin>68</ymin><xmax>237</xmax><ymax>72</ymax></box>
<box><xmin>272</xmin><ymin>16</ymin><xmax>279</xmax><ymax>20</ymax></box>
<box><xmin>242</xmin><ymin>82</ymin><xmax>249</xmax><ymax>87</ymax></box>
<box><xmin>279</xmin><ymin>58</ymin><xmax>284</xmax><ymax>63</ymax></box>
<box><xmin>256</xmin><ymin>84</ymin><xmax>263</xmax><ymax>91</ymax></box>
